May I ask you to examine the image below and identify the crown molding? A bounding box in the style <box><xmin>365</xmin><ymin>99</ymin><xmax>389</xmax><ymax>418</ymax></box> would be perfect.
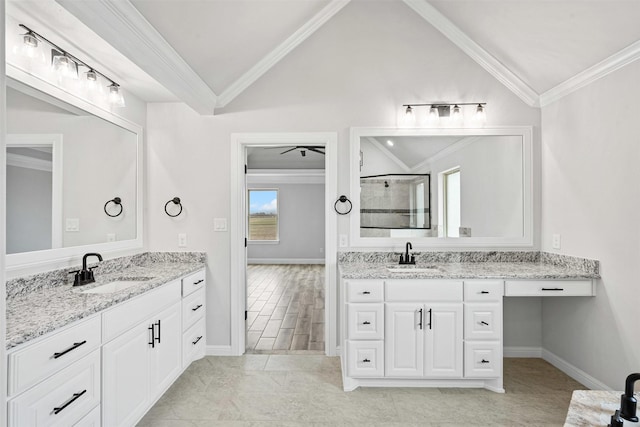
<box><xmin>216</xmin><ymin>0</ymin><xmax>351</xmax><ymax>108</ymax></box>
<box><xmin>539</xmin><ymin>39</ymin><xmax>640</xmax><ymax>107</ymax></box>
<box><xmin>402</xmin><ymin>0</ymin><xmax>539</xmax><ymax>108</ymax></box>
<box><xmin>56</xmin><ymin>0</ymin><xmax>217</xmax><ymax>115</ymax></box>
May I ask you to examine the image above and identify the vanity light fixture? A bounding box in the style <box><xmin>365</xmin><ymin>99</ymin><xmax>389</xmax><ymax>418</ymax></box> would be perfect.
<box><xmin>402</xmin><ymin>102</ymin><xmax>487</xmax><ymax>124</ymax></box>
<box><xmin>16</xmin><ymin>24</ymin><xmax>126</xmax><ymax>107</ymax></box>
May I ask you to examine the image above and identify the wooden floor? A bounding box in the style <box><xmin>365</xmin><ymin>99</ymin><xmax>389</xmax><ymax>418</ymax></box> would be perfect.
<box><xmin>246</xmin><ymin>264</ymin><xmax>325</xmax><ymax>353</ymax></box>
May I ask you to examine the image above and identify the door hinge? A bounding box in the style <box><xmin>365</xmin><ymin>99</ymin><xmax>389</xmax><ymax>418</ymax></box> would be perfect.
<box><xmin>245</xmin><ymin>310</ymin><xmax>248</xmax><ymax>320</ymax></box>
<box><xmin>244</xmin><ymin>238</ymin><xmax>247</xmax><ymax>247</ymax></box>
<box><xmin>244</xmin><ymin>164</ymin><xmax>247</xmax><ymax>174</ymax></box>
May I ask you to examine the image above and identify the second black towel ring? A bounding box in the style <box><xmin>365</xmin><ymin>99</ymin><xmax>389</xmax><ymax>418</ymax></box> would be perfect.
<box><xmin>104</xmin><ymin>197</ymin><xmax>123</xmax><ymax>217</ymax></box>
<box><xmin>165</xmin><ymin>197</ymin><xmax>183</xmax><ymax>217</ymax></box>
<box><xmin>334</xmin><ymin>195</ymin><xmax>352</xmax><ymax>215</ymax></box>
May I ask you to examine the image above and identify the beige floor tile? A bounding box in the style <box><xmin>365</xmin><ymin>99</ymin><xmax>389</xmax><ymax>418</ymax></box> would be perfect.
<box><xmin>290</xmin><ymin>334</ymin><xmax>309</xmax><ymax>350</ymax></box>
<box><xmin>255</xmin><ymin>337</ymin><xmax>275</xmax><ymax>350</ymax></box>
<box><xmin>273</xmin><ymin>328</ymin><xmax>295</xmax><ymax>350</ymax></box>
<box><xmin>262</xmin><ymin>319</ymin><xmax>283</xmax><ymax>338</ymax></box>
<box><xmin>281</xmin><ymin>313</ymin><xmax>298</xmax><ymax>329</ymax></box>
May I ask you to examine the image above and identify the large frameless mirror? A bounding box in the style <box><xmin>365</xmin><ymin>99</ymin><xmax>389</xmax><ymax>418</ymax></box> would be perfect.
<box><xmin>350</xmin><ymin>127</ymin><xmax>533</xmax><ymax>247</ymax></box>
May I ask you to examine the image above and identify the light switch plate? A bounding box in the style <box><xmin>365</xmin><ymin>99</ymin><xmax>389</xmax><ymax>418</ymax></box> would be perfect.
<box><xmin>214</xmin><ymin>218</ymin><xmax>228</xmax><ymax>232</ymax></box>
<box><xmin>178</xmin><ymin>233</ymin><xmax>187</xmax><ymax>248</ymax></box>
<box><xmin>339</xmin><ymin>234</ymin><xmax>348</xmax><ymax>247</ymax></box>
<box><xmin>66</xmin><ymin>218</ymin><xmax>80</xmax><ymax>232</ymax></box>
<box><xmin>552</xmin><ymin>234</ymin><xmax>561</xmax><ymax>250</ymax></box>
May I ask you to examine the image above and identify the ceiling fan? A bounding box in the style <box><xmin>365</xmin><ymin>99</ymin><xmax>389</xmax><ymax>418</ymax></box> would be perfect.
<box><xmin>266</xmin><ymin>145</ymin><xmax>325</xmax><ymax>157</ymax></box>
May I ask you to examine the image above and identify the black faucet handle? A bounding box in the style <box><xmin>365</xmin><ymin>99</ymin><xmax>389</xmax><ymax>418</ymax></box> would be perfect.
<box><xmin>88</xmin><ymin>265</ymin><xmax>99</xmax><ymax>271</ymax></box>
<box><xmin>69</xmin><ymin>270</ymin><xmax>80</xmax><ymax>275</ymax></box>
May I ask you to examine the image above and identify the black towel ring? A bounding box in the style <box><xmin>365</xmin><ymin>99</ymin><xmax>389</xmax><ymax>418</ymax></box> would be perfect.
<box><xmin>104</xmin><ymin>197</ymin><xmax>123</xmax><ymax>217</ymax></box>
<box><xmin>165</xmin><ymin>197</ymin><xmax>183</xmax><ymax>217</ymax></box>
<box><xmin>334</xmin><ymin>195</ymin><xmax>352</xmax><ymax>215</ymax></box>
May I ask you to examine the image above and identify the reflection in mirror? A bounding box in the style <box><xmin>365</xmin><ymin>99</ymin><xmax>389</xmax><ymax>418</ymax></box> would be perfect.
<box><xmin>6</xmin><ymin>85</ymin><xmax>137</xmax><ymax>254</ymax></box>
<box><xmin>359</xmin><ymin>135</ymin><xmax>523</xmax><ymax>239</ymax></box>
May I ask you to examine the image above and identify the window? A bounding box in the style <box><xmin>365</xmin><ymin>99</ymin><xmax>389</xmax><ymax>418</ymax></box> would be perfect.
<box><xmin>443</xmin><ymin>168</ymin><xmax>460</xmax><ymax>238</ymax></box>
<box><xmin>248</xmin><ymin>189</ymin><xmax>279</xmax><ymax>241</ymax></box>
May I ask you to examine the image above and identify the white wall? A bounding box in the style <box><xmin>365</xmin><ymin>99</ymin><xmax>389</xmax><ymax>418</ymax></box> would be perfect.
<box><xmin>6</xmin><ymin>89</ymin><xmax>137</xmax><ymax>249</ymax></box>
<box><xmin>1</xmin><ymin>0</ymin><xmax>8</xmax><ymax>421</ymax></box>
<box><xmin>146</xmin><ymin>1</ymin><xmax>541</xmax><ymax>348</ymax></box>
<box><xmin>248</xmin><ymin>183</ymin><xmax>325</xmax><ymax>262</ymax></box>
<box><xmin>541</xmin><ymin>60</ymin><xmax>640</xmax><ymax>389</ymax></box>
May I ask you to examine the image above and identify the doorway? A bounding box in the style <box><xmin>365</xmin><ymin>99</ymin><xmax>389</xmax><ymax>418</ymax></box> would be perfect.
<box><xmin>230</xmin><ymin>133</ymin><xmax>338</xmax><ymax>357</ymax></box>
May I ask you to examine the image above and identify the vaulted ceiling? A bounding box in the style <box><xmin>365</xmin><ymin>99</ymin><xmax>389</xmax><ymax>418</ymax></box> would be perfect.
<box><xmin>27</xmin><ymin>0</ymin><xmax>640</xmax><ymax>113</ymax></box>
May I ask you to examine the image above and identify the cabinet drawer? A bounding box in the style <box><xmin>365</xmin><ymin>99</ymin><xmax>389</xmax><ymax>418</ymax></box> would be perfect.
<box><xmin>346</xmin><ymin>280</ymin><xmax>384</xmax><ymax>302</ymax></box>
<box><xmin>347</xmin><ymin>303</ymin><xmax>383</xmax><ymax>340</ymax></box>
<box><xmin>102</xmin><ymin>280</ymin><xmax>181</xmax><ymax>343</ymax></box>
<box><xmin>504</xmin><ymin>280</ymin><xmax>594</xmax><ymax>297</ymax></box>
<box><xmin>182</xmin><ymin>288</ymin><xmax>206</xmax><ymax>331</ymax></box>
<box><xmin>182</xmin><ymin>269</ymin><xmax>206</xmax><ymax>297</ymax></box>
<box><xmin>464</xmin><ymin>281</ymin><xmax>504</xmax><ymax>302</ymax></box>
<box><xmin>464</xmin><ymin>303</ymin><xmax>502</xmax><ymax>341</ymax></box>
<box><xmin>385</xmin><ymin>280</ymin><xmax>462</xmax><ymax>302</ymax></box>
<box><xmin>464</xmin><ymin>342</ymin><xmax>501</xmax><ymax>378</ymax></box>
<box><xmin>183</xmin><ymin>319</ymin><xmax>206</xmax><ymax>369</ymax></box>
<box><xmin>8</xmin><ymin>350</ymin><xmax>101</xmax><ymax>427</ymax></box>
<box><xmin>74</xmin><ymin>405</ymin><xmax>100</xmax><ymax>427</ymax></box>
<box><xmin>347</xmin><ymin>340</ymin><xmax>384</xmax><ymax>377</ymax></box>
<box><xmin>8</xmin><ymin>315</ymin><xmax>101</xmax><ymax>397</ymax></box>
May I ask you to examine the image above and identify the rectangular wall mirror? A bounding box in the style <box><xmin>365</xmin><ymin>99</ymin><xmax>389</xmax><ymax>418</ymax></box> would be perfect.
<box><xmin>350</xmin><ymin>127</ymin><xmax>533</xmax><ymax>247</ymax></box>
<box><xmin>5</xmin><ymin>75</ymin><xmax>142</xmax><ymax>271</ymax></box>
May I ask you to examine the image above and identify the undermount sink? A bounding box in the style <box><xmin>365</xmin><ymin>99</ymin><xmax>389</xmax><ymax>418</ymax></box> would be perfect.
<box><xmin>386</xmin><ymin>265</ymin><xmax>440</xmax><ymax>273</ymax></box>
<box><xmin>80</xmin><ymin>277</ymin><xmax>154</xmax><ymax>294</ymax></box>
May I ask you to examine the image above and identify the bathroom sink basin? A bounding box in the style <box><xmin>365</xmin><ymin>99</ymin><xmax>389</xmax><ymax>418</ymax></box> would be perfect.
<box><xmin>386</xmin><ymin>265</ymin><xmax>440</xmax><ymax>273</ymax></box>
<box><xmin>80</xmin><ymin>277</ymin><xmax>154</xmax><ymax>294</ymax></box>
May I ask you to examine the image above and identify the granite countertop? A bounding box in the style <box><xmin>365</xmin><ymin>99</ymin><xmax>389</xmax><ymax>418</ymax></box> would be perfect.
<box><xmin>564</xmin><ymin>390</ymin><xmax>639</xmax><ymax>426</ymax></box>
<box><xmin>6</xmin><ymin>253</ymin><xmax>205</xmax><ymax>350</ymax></box>
<box><xmin>338</xmin><ymin>251</ymin><xmax>600</xmax><ymax>280</ymax></box>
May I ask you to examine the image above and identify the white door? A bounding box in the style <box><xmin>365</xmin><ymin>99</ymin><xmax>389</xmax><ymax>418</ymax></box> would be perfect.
<box><xmin>149</xmin><ymin>302</ymin><xmax>182</xmax><ymax>396</ymax></box>
<box><xmin>385</xmin><ymin>303</ymin><xmax>424</xmax><ymax>377</ymax></box>
<box><xmin>424</xmin><ymin>303</ymin><xmax>463</xmax><ymax>378</ymax></box>
<box><xmin>102</xmin><ymin>323</ymin><xmax>150</xmax><ymax>427</ymax></box>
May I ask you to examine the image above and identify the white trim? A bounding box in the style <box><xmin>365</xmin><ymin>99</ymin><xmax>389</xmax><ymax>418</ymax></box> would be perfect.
<box><xmin>217</xmin><ymin>0</ymin><xmax>351</xmax><ymax>108</ymax></box>
<box><xmin>503</xmin><ymin>346</ymin><xmax>542</xmax><ymax>358</ymax></box>
<box><xmin>6</xmin><ymin>133</ymin><xmax>64</xmax><ymax>250</ymax></box>
<box><xmin>0</xmin><ymin>2</ymin><xmax>8</xmax><ymax>421</ymax></box>
<box><xmin>402</xmin><ymin>0</ymin><xmax>539</xmax><ymax>108</ymax></box>
<box><xmin>349</xmin><ymin>127</ymin><xmax>534</xmax><ymax>248</ymax></box>
<box><xmin>205</xmin><ymin>345</ymin><xmax>234</xmax><ymax>356</ymax></box>
<box><xmin>231</xmin><ymin>132</ymin><xmax>338</xmax><ymax>357</ymax></box>
<box><xmin>247</xmin><ymin>169</ymin><xmax>325</xmax><ymax>185</ymax></box>
<box><xmin>542</xmin><ymin>349</ymin><xmax>612</xmax><ymax>391</ymax></box>
<box><xmin>248</xmin><ymin>258</ymin><xmax>325</xmax><ymax>265</ymax></box>
<box><xmin>5</xmin><ymin>71</ymin><xmax>144</xmax><ymax>276</ymax></box>
<box><xmin>365</xmin><ymin>137</ymin><xmax>411</xmax><ymax>172</ymax></box>
<box><xmin>539</xmin><ymin>39</ymin><xmax>640</xmax><ymax>107</ymax></box>
<box><xmin>56</xmin><ymin>0</ymin><xmax>217</xmax><ymax>115</ymax></box>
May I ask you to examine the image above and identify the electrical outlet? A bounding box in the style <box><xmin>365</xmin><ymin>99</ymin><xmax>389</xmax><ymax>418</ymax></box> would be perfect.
<box><xmin>339</xmin><ymin>234</ymin><xmax>348</xmax><ymax>247</ymax></box>
<box><xmin>106</xmin><ymin>233</ymin><xmax>116</xmax><ymax>242</ymax></box>
<box><xmin>552</xmin><ymin>234</ymin><xmax>561</xmax><ymax>250</ymax></box>
<box><xmin>66</xmin><ymin>218</ymin><xmax>80</xmax><ymax>232</ymax></box>
<box><xmin>214</xmin><ymin>218</ymin><xmax>228</xmax><ymax>232</ymax></box>
<box><xmin>178</xmin><ymin>233</ymin><xmax>187</xmax><ymax>248</ymax></box>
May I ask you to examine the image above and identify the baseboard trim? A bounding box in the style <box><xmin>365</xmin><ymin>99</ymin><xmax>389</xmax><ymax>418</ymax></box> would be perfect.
<box><xmin>503</xmin><ymin>346</ymin><xmax>542</xmax><ymax>358</ymax></box>
<box><xmin>206</xmin><ymin>345</ymin><xmax>234</xmax><ymax>356</ymax></box>
<box><xmin>542</xmin><ymin>349</ymin><xmax>612</xmax><ymax>391</ymax></box>
<box><xmin>248</xmin><ymin>258</ymin><xmax>325</xmax><ymax>265</ymax></box>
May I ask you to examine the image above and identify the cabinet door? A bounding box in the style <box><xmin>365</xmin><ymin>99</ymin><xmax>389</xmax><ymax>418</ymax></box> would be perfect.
<box><xmin>424</xmin><ymin>303</ymin><xmax>463</xmax><ymax>378</ymax></box>
<box><xmin>149</xmin><ymin>302</ymin><xmax>182</xmax><ymax>397</ymax></box>
<box><xmin>385</xmin><ymin>303</ymin><xmax>424</xmax><ymax>377</ymax></box>
<box><xmin>102</xmin><ymin>323</ymin><xmax>151</xmax><ymax>427</ymax></box>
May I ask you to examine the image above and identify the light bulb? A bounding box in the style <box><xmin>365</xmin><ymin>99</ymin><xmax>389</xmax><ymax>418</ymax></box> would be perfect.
<box><xmin>405</xmin><ymin>105</ymin><xmax>413</xmax><ymax>117</ymax></box>
<box><xmin>22</xmin><ymin>33</ymin><xmax>38</xmax><ymax>58</ymax></box>
<box><xmin>429</xmin><ymin>105</ymin><xmax>439</xmax><ymax>122</ymax></box>
<box><xmin>108</xmin><ymin>83</ymin><xmax>126</xmax><ymax>107</ymax></box>
<box><xmin>451</xmin><ymin>105</ymin><xmax>462</xmax><ymax>122</ymax></box>
<box><xmin>52</xmin><ymin>52</ymin><xmax>78</xmax><ymax>79</ymax></box>
<box><xmin>475</xmin><ymin>104</ymin><xmax>486</xmax><ymax>123</ymax></box>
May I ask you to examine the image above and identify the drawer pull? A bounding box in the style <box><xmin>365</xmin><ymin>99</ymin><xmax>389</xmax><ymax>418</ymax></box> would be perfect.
<box><xmin>480</xmin><ymin>359</ymin><xmax>490</xmax><ymax>364</ymax></box>
<box><xmin>541</xmin><ymin>287</ymin><xmax>564</xmax><ymax>291</ymax></box>
<box><xmin>193</xmin><ymin>279</ymin><xmax>204</xmax><ymax>285</ymax></box>
<box><xmin>362</xmin><ymin>321</ymin><xmax>371</xmax><ymax>325</ymax></box>
<box><xmin>53</xmin><ymin>389</ymin><xmax>86</xmax><ymax>415</ymax></box>
<box><xmin>52</xmin><ymin>340</ymin><xmax>87</xmax><ymax>359</ymax></box>
<box><xmin>192</xmin><ymin>304</ymin><xmax>203</xmax><ymax>312</ymax></box>
<box><xmin>480</xmin><ymin>321</ymin><xmax>489</xmax><ymax>326</ymax></box>
<box><xmin>362</xmin><ymin>358</ymin><xmax>371</xmax><ymax>363</ymax></box>
<box><xmin>428</xmin><ymin>308</ymin><xmax>432</xmax><ymax>330</ymax></box>
<box><xmin>192</xmin><ymin>336</ymin><xmax>203</xmax><ymax>345</ymax></box>
<box><xmin>148</xmin><ymin>324</ymin><xmax>155</xmax><ymax>348</ymax></box>
<box><xmin>362</xmin><ymin>291</ymin><xmax>371</xmax><ymax>295</ymax></box>
<box><xmin>155</xmin><ymin>320</ymin><xmax>161</xmax><ymax>344</ymax></box>
<box><xmin>480</xmin><ymin>291</ymin><xmax>490</xmax><ymax>294</ymax></box>
<box><xmin>418</xmin><ymin>308</ymin><xmax>423</xmax><ymax>330</ymax></box>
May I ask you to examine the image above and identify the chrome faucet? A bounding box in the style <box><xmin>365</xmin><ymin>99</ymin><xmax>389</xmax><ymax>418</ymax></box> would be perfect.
<box><xmin>399</xmin><ymin>242</ymin><xmax>415</xmax><ymax>265</ymax></box>
<box><xmin>71</xmin><ymin>253</ymin><xmax>103</xmax><ymax>287</ymax></box>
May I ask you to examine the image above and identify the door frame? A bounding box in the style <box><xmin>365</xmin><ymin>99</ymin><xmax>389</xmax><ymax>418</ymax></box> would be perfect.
<box><xmin>230</xmin><ymin>132</ymin><xmax>338</xmax><ymax>356</ymax></box>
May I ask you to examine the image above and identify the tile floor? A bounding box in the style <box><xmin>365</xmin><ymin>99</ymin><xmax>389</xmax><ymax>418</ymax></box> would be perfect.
<box><xmin>138</xmin><ymin>357</ymin><xmax>583</xmax><ymax>426</ymax></box>
<box><xmin>245</xmin><ymin>264</ymin><xmax>325</xmax><ymax>353</ymax></box>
